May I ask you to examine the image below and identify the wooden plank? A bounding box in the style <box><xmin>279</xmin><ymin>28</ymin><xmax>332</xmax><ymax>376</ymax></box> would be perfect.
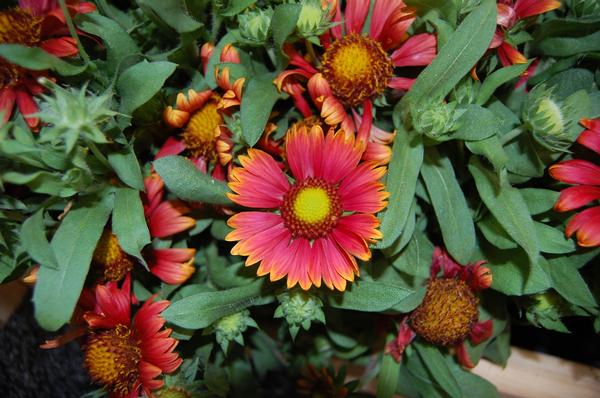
<box><xmin>474</xmin><ymin>347</ymin><xmax>600</xmax><ymax>398</ymax></box>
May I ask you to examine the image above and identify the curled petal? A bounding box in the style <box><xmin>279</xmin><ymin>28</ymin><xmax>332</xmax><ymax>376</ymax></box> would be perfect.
<box><xmin>40</xmin><ymin>37</ymin><xmax>78</xmax><ymax>57</ymax></box>
<box><xmin>456</xmin><ymin>342</ymin><xmax>475</xmax><ymax>368</ymax></box>
<box><xmin>320</xmin><ymin>95</ymin><xmax>346</xmax><ymax>125</ymax></box>
<box><xmin>388</xmin><ymin>77</ymin><xmax>415</xmax><ymax>90</ymax></box>
<box><xmin>497</xmin><ymin>3</ymin><xmax>517</xmax><ymax>27</ymax></box>
<box><xmin>470</xmin><ymin>320</ymin><xmax>493</xmax><ymax>345</ymax></box>
<box><xmin>565</xmin><ymin>206</ymin><xmax>600</xmax><ymax>247</ymax></box>
<box><xmin>220</xmin><ymin>43</ymin><xmax>240</xmax><ymax>63</ymax></box>
<box><xmin>385</xmin><ymin>319</ymin><xmax>416</xmax><ymax>363</ymax></box>
<box><xmin>163</xmin><ymin>106</ymin><xmax>189</xmax><ymax>128</ymax></box>
<box><xmin>554</xmin><ymin>186</ymin><xmax>600</xmax><ymax>212</ymax></box>
<box><xmin>307</xmin><ymin>73</ymin><xmax>333</xmax><ymax>108</ymax></box>
<box><xmin>201</xmin><ymin>42</ymin><xmax>215</xmax><ymax>74</ymax></box>
<box><xmin>391</xmin><ymin>33</ymin><xmax>437</xmax><ymax>67</ymax></box>
<box><xmin>147</xmin><ymin>248</ymin><xmax>196</xmax><ymax>285</ymax></box>
<box><xmin>0</xmin><ymin>88</ymin><xmax>16</xmax><ymax>125</ymax></box>
<box><xmin>15</xmin><ymin>89</ymin><xmax>39</xmax><ymax>130</ymax></box>
<box><xmin>514</xmin><ymin>0</ymin><xmax>561</xmax><ymax>20</ymax></box>
<box><xmin>577</xmin><ymin>120</ymin><xmax>600</xmax><ymax>155</ymax></box>
<box><xmin>549</xmin><ymin>159</ymin><xmax>600</xmax><ymax>186</ymax></box>
<box><xmin>498</xmin><ymin>42</ymin><xmax>527</xmax><ymax>67</ymax></box>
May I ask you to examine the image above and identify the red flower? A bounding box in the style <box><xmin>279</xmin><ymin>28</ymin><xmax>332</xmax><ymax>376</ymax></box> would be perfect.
<box><xmin>83</xmin><ymin>276</ymin><xmax>182</xmax><ymax>397</ymax></box>
<box><xmin>226</xmin><ymin>124</ymin><xmax>388</xmax><ymax>291</ymax></box>
<box><xmin>549</xmin><ymin>118</ymin><xmax>600</xmax><ymax>247</ymax></box>
<box><xmin>274</xmin><ymin>0</ymin><xmax>436</xmax><ymax>165</ymax></box>
<box><xmin>490</xmin><ymin>0</ymin><xmax>560</xmax><ymax>66</ymax></box>
<box><xmin>0</xmin><ymin>0</ymin><xmax>95</xmax><ymax>129</ymax></box>
<box><xmin>386</xmin><ymin>248</ymin><xmax>493</xmax><ymax>368</ymax></box>
<box><xmin>160</xmin><ymin>43</ymin><xmax>244</xmax><ymax>175</ymax></box>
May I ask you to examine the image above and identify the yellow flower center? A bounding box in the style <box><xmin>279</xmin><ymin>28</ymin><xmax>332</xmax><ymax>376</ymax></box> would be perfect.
<box><xmin>0</xmin><ymin>8</ymin><xmax>42</xmax><ymax>89</ymax></box>
<box><xmin>293</xmin><ymin>187</ymin><xmax>331</xmax><ymax>224</ymax></box>
<box><xmin>92</xmin><ymin>230</ymin><xmax>135</xmax><ymax>282</ymax></box>
<box><xmin>409</xmin><ymin>279</ymin><xmax>479</xmax><ymax>346</ymax></box>
<box><xmin>182</xmin><ymin>99</ymin><xmax>223</xmax><ymax>161</ymax></box>
<box><xmin>321</xmin><ymin>33</ymin><xmax>393</xmax><ymax>106</ymax></box>
<box><xmin>281</xmin><ymin>178</ymin><xmax>342</xmax><ymax>240</ymax></box>
<box><xmin>84</xmin><ymin>325</ymin><xmax>142</xmax><ymax>396</ymax></box>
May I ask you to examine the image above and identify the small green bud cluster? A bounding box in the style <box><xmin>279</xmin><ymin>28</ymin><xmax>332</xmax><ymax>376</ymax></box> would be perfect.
<box><xmin>238</xmin><ymin>8</ymin><xmax>273</xmax><ymax>46</ymax></box>
<box><xmin>212</xmin><ymin>309</ymin><xmax>257</xmax><ymax>352</ymax></box>
<box><xmin>274</xmin><ymin>290</ymin><xmax>325</xmax><ymax>339</ymax></box>
<box><xmin>37</xmin><ymin>79</ymin><xmax>116</xmax><ymax>154</ymax></box>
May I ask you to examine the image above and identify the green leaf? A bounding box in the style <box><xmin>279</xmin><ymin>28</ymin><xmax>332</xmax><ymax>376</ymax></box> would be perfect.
<box><xmin>388</xmin><ymin>230</ymin><xmax>434</xmax><ymax>279</ymax></box>
<box><xmin>240</xmin><ymin>75</ymin><xmax>281</xmax><ymax>146</ymax></box>
<box><xmin>415</xmin><ymin>342</ymin><xmax>462</xmax><ymax>398</ymax></box>
<box><xmin>377</xmin><ymin>130</ymin><xmax>423</xmax><ymax>248</ymax></box>
<box><xmin>107</xmin><ymin>147</ymin><xmax>145</xmax><ymax>191</ymax></box>
<box><xmin>536</xmin><ymin>30</ymin><xmax>600</xmax><ymax>57</ymax></box>
<box><xmin>477</xmin><ymin>215</ymin><xmax>517</xmax><ymax>250</ymax></box>
<box><xmin>2</xmin><ymin>171</ymin><xmax>77</xmax><ymax>197</ymax></box>
<box><xmin>534</xmin><ymin>222</ymin><xmax>576</xmax><ymax>254</ymax></box>
<box><xmin>476</xmin><ymin>62</ymin><xmax>531</xmax><ymax>105</ymax></box>
<box><xmin>401</xmin><ymin>0</ymin><xmax>496</xmax><ymax>108</ymax></box>
<box><xmin>117</xmin><ymin>60</ymin><xmax>176</xmax><ymax>115</ymax></box>
<box><xmin>544</xmin><ymin>255</ymin><xmax>597</xmax><ymax>308</ymax></box>
<box><xmin>153</xmin><ymin>156</ymin><xmax>233</xmax><ymax>205</ymax></box>
<box><xmin>162</xmin><ymin>280</ymin><xmax>264</xmax><ymax>329</ymax></box>
<box><xmin>221</xmin><ymin>0</ymin><xmax>257</xmax><ymax>16</ymax></box>
<box><xmin>0</xmin><ymin>44</ymin><xmax>86</xmax><ymax>76</ymax></box>
<box><xmin>469</xmin><ymin>157</ymin><xmax>539</xmax><ymax>263</ymax></box>
<box><xmin>520</xmin><ymin>188</ymin><xmax>559</xmax><ymax>215</ymax></box>
<box><xmin>451</xmin><ymin>105</ymin><xmax>501</xmax><ymax>141</ymax></box>
<box><xmin>21</xmin><ymin>210</ymin><xmax>59</xmax><ymax>270</ymax></box>
<box><xmin>421</xmin><ymin>147</ymin><xmax>475</xmax><ymax>263</ymax></box>
<box><xmin>113</xmin><ymin>188</ymin><xmax>151</xmax><ymax>267</ymax></box>
<box><xmin>33</xmin><ymin>194</ymin><xmax>113</xmax><ymax>331</ymax></box>
<box><xmin>329</xmin><ymin>281</ymin><xmax>414</xmax><ymax>312</ymax></box>
<box><xmin>466</xmin><ymin>136</ymin><xmax>509</xmax><ymax>171</ymax></box>
<box><xmin>138</xmin><ymin>0</ymin><xmax>204</xmax><ymax>33</ymax></box>
<box><xmin>483</xmin><ymin>246</ymin><xmax>550</xmax><ymax>295</ymax></box>
<box><xmin>271</xmin><ymin>4</ymin><xmax>302</xmax><ymax>52</ymax></box>
<box><xmin>377</xmin><ymin>342</ymin><xmax>401</xmax><ymax>398</ymax></box>
<box><xmin>77</xmin><ymin>13</ymin><xmax>140</xmax><ymax>75</ymax></box>
<box><xmin>452</xmin><ymin>365</ymin><xmax>499</xmax><ymax>398</ymax></box>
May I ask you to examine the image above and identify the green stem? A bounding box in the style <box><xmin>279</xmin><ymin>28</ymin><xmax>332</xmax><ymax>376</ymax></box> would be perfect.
<box><xmin>500</xmin><ymin>126</ymin><xmax>525</xmax><ymax>145</ymax></box>
<box><xmin>305</xmin><ymin>40</ymin><xmax>320</xmax><ymax>67</ymax></box>
<box><xmin>86</xmin><ymin>139</ymin><xmax>111</xmax><ymax>169</ymax></box>
<box><xmin>58</xmin><ymin>0</ymin><xmax>91</xmax><ymax>66</ymax></box>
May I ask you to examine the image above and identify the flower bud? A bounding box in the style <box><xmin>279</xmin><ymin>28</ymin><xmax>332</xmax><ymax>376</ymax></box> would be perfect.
<box><xmin>413</xmin><ymin>100</ymin><xmax>462</xmax><ymax>140</ymax></box>
<box><xmin>212</xmin><ymin>309</ymin><xmax>257</xmax><ymax>352</ymax></box>
<box><xmin>274</xmin><ymin>290</ymin><xmax>325</xmax><ymax>339</ymax></box>
<box><xmin>37</xmin><ymin>81</ymin><xmax>116</xmax><ymax>153</ymax></box>
<box><xmin>296</xmin><ymin>0</ymin><xmax>333</xmax><ymax>39</ymax></box>
<box><xmin>238</xmin><ymin>8</ymin><xmax>273</xmax><ymax>46</ymax></box>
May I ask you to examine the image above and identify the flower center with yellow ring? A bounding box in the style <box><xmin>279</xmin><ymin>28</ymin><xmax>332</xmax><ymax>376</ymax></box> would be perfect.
<box><xmin>281</xmin><ymin>178</ymin><xmax>342</xmax><ymax>240</ymax></box>
<box><xmin>0</xmin><ymin>8</ymin><xmax>42</xmax><ymax>89</ymax></box>
<box><xmin>182</xmin><ymin>99</ymin><xmax>223</xmax><ymax>161</ymax></box>
<box><xmin>92</xmin><ymin>229</ymin><xmax>135</xmax><ymax>282</ymax></box>
<box><xmin>409</xmin><ymin>278</ymin><xmax>479</xmax><ymax>346</ymax></box>
<box><xmin>321</xmin><ymin>33</ymin><xmax>393</xmax><ymax>106</ymax></box>
<box><xmin>84</xmin><ymin>325</ymin><xmax>142</xmax><ymax>396</ymax></box>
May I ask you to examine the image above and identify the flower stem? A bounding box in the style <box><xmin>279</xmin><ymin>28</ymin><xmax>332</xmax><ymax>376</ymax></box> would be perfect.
<box><xmin>500</xmin><ymin>126</ymin><xmax>525</xmax><ymax>145</ymax></box>
<box><xmin>305</xmin><ymin>40</ymin><xmax>320</xmax><ymax>67</ymax></box>
<box><xmin>58</xmin><ymin>0</ymin><xmax>91</xmax><ymax>67</ymax></box>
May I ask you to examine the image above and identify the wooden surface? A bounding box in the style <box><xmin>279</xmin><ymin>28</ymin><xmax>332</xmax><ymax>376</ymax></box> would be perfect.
<box><xmin>474</xmin><ymin>347</ymin><xmax>600</xmax><ymax>398</ymax></box>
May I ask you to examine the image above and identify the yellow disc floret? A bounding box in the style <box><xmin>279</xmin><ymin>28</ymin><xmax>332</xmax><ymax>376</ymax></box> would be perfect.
<box><xmin>84</xmin><ymin>325</ymin><xmax>141</xmax><ymax>396</ymax></box>
<box><xmin>182</xmin><ymin>99</ymin><xmax>223</xmax><ymax>161</ymax></box>
<box><xmin>92</xmin><ymin>229</ymin><xmax>135</xmax><ymax>282</ymax></box>
<box><xmin>321</xmin><ymin>33</ymin><xmax>393</xmax><ymax>106</ymax></box>
<box><xmin>281</xmin><ymin>178</ymin><xmax>342</xmax><ymax>240</ymax></box>
<box><xmin>293</xmin><ymin>187</ymin><xmax>331</xmax><ymax>224</ymax></box>
<box><xmin>0</xmin><ymin>8</ymin><xmax>42</xmax><ymax>89</ymax></box>
<box><xmin>409</xmin><ymin>278</ymin><xmax>479</xmax><ymax>346</ymax></box>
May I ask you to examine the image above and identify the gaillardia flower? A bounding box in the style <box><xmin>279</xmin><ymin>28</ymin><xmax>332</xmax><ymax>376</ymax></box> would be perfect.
<box><xmin>386</xmin><ymin>248</ymin><xmax>493</xmax><ymax>368</ymax></box>
<box><xmin>0</xmin><ymin>0</ymin><xmax>95</xmax><ymax>129</ymax></box>
<box><xmin>491</xmin><ymin>0</ymin><xmax>561</xmax><ymax>66</ymax></box>
<box><xmin>160</xmin><ymin>43</ymin><xmax>244</xmax><ymax>172</ymax></box>
<box><xmin>83</xmin><ymin>276</ymin><xmax>182</xmax><ymax>397</ymax></box>
<box><xmin>92</xmin><ymin>174</ymin><xmax>196</xmax><ymax>284</ymax></box>
<box><xmin>549</xmin><ymin>118</ymin><xmax>600</xmax><ymax>247</ymax></box>
<box><xmin>225</xmin><ymin>124</ymin><xmax>388</xmax><ymax>291</ymax></box>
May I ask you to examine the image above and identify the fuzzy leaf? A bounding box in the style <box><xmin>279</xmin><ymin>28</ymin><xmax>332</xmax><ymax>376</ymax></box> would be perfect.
<box><xmin>162</xmin><ymin>280</ymin><xmax>265</xmax><ymax>329</ymax></box>
<box><xmin>240</xmin><ymin>75</ymin><xmax>281</xmax><ymax>146</ymax></box>
<box><xmin>21</xmin><ymin>210</ymin><xmax>59</xmax><ymax>270</ymax></box>
<box><xmin>377</xmin><ymin>130</ymin><xmax>423</xmax><ymax>248</ymax></box>
<box><xmin>329</xmin><ymin>281</ymin><xmax>414</xmax><ymax>312</ymax></box>
<box><xmin>113</xmin><ymin>188</ymin><xmax>151</xmax><ymax>267</ymax></box>
<box><xmin>107</xmin><ymin>147</ymin><xmax>145</xmax><ymax>191</ymax></box>
<box><xmin>33</xmin><ymin>194</ymin><xmax>113</xmax><ymax>331</ymax></box>
<box><xmin>117</xmin><ymin>60</ymin><xmax>176</xmax><ymax>115</ymax></box>
<box><xmin>415</xmin><ymin>342</ymin><xmax>462</xmax><ymax>398</ymax></box>
<box><xmin>0</xmin><ymin>44</ymin><xmax>86</xmax><ymax>76</ymax></box>
<box><xmin>421</xmin><ymin>147</ymin><xmax>475</xmax><ymax>263</ymax></box>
